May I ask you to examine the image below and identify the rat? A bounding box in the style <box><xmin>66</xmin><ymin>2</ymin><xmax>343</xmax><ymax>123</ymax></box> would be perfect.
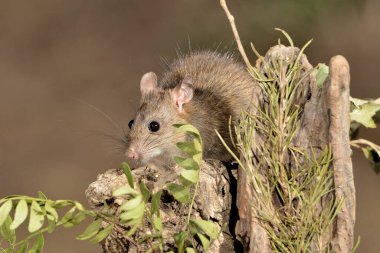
<box><xmin>124</xmin><ymin>51</ymin><xmax>256</xmax><ymax>168</ymax></box>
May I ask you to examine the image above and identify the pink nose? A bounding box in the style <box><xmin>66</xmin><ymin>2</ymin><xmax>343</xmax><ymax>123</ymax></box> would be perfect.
<box><xmin>126</xmin><ymin>148</ymin><xmax>140</xmax><ymax>161</ymax></box>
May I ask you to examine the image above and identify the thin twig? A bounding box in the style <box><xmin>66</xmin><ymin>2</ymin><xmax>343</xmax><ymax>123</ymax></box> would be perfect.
<box><xmin>220</xmin><ymin>0</ymin><xmax>252</xmax><ymax>68</ymax></box>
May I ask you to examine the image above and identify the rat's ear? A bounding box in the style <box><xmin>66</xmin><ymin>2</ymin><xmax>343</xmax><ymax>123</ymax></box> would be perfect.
<box><xmin>140</xmin><ymin>72</ymin><xmax>158</xmax><ymax>96</ymax></box>
<box><xmin>171</xmin><ymin>75</ymin><xmax>194</xmax><ymax>112</ymax></box>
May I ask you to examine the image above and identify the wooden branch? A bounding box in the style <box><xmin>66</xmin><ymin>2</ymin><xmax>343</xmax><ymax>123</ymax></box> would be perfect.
<box><xmin>328</xmin><ymin>56</ymin><xmax>355</xmax><ymax>252</ymax></box>
<box><xmin>220</xmin><ymin>0</ymin><xmax>252</xmax><ymax>68</ymax></box>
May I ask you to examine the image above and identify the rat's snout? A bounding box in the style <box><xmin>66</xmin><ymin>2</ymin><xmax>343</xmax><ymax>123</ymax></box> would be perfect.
<box><xmin>126</xmin><ymin>147</ymin><xmax>141</xmax><ymax>161</ymax></box>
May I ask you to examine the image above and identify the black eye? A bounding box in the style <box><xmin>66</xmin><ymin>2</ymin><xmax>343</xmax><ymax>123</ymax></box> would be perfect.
<box><xmin>128</xmin><ymin>120</ymin><xmax>134</xmax><ymax>129</ymax></box>
<box><xmin>148</xmin><ymin>121</ymin><xmax>160</xmax><ymax>132</ymax></box>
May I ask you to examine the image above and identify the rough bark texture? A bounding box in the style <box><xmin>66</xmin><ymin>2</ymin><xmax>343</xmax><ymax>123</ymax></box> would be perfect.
<box><xmin>85</xmin><ymin>160</ymin><xmax>233</xmax><ymax>253</ymax></box>
<box><xmin>85</xmin><ymin>46</ymin><xmax>355</xmax><ymax>252</ymax></box>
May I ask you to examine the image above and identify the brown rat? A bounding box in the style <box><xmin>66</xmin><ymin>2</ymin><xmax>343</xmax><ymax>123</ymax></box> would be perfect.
<box><xmin>125</xmin><ymin>51</ymin><xmax>255</xmax><ymax>168</ymax></box>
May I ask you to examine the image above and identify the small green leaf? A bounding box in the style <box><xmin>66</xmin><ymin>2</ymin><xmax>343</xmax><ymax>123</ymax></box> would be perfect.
<box><xmin>173</xmin><ymin>124</ymin><xmax>201</xmax><ymax>138</ymax></box>
<box><xmin>151</xmin><ymin>190</ymin><xmax>162</xmax><ymax>216</ymax></box>
<box><xmin>0</xmin><ymin>200</ymin><xmax>13</xmax><ymax>227</ymax></box>
<box><xmin>90</xmin><ymin>225</ymin><xmax>113</xmax><ymax>243</ymax></box>
<box><xmin>10</xmin><ymin>199</ymin><xmax>28</xmax><ymax>230</ymax></box>
<box><xmin>314</xmin><ymin>63</ymin><xmax>329</xmax><ymax>88</ymax></box>
<box><xmin>193</xmin><ymin>138</ymin><xmax>202</xmax><ymax>153</ymax></box>
<box><xmin>74</xmin><ymin>202</ymin><xmax>85</xmax><ymax>211</ymax></box>
<box><xmin>181</xmin><ymin>170</ymin><xmax>199</xmax><ymax>184</ymax></box>
<box><xmin>190</xmin><ymin>219</ymin><xmax>219</xmax><ymax>240</ymax></box>
<box><xmin>152</xmin><ymin>216</ymin><xmax>162</xmax><ymax>232</ymax></box>
<box><xmin>125</xmin><ymin>223</ymin><xmax>139</xmax><ymax>237</ymax></box>
<box><xmin>17</xmin><ymin>241</ymin><xmax>28</xmax><ymax>253</ymax></box>
<box><xmin>196</xmin><ymin>233</ymin><xmax>210</xmax><ymax>251</ymax></box>
<box><xmin>174</xmin><ymin>231</ymin><xmax>189</xmax><ymax>253</ymax></box>
<box><xmin>113</xmin><ymin>186</ymin><xmax>138</xmax><ymax>197</ymax></box>
<box><xmin>27</xmin><ymin>234</ymin><xmax>44</xmax><ymax>253</ymax></box>
<box><xmin>121</xmin><ymin>162</ymin><xmax>134</xmax><ymax>188</ymax></box>
<box><xmin>63</xmin><ymin>212</ymin><xmax>87</xmax><ymax>228</ymax></box>
<box><xmin>176</xmin><ymin>158</ymin><xmax>199</xmax><ymax>171</ymax></box>
<box><xmin>37</xmin><ymin>192</ymin><xmax>47</xmax><ymax>200</ymax></box>
<box><xmin>167</xmin><ymin>183</ymin><xmax>191</xmax><ymax>204</ymax></box>
<box><xmin>28</xmin><ymin>201</ymin><xmax>44</xmax><ymax>233</ymax></box>
<box><xmin>139</xmin><ymin>182</ymin><xmax>151</xmax><ymax>203</ymax></box>
<box><xmin>362</xmin><ymin>147</ymin><xmax>380</xmax><ymax>174</ymax></box>
<box><xmin>177</xmin><ymin>142</ymin><xmax>197</xmax><ymax>156</ymax></box>
<box><xmin>350</xmin><ymin>100</ymin><xmax>380</xmax><ymax>128</ymax></box>
<box><xmin>46</xmin><ymin>218</ymin><xmax>56</xmax><ymax>233</ymax></box>
<box><xmin>192</xmin><ymin>153</ymin><xmax>202</xmax><ymax>164</ymax></box>
<box><xmin>119</xmin><ymin>195</ymin><xmax>143</xmax><ymax>211</ymax></box>
<box><xmin>119</xmin><ymin>202</ymin><xmax>145</xmax><ymax>224</ymax></box>
<box><xmin>186</xmin><ymin>247</ymin><xmax>197</xmax><ymax>253</ymax></box>
<box><xmin>44</xmin><ymin>201</ymin><xmax>58</xmax><ymax>221</ymax></box>
<box><xmin>0</xmin><ymin>215</ymin><xmax>16</xmax><ymax>243</ymax></box>
<box><xmin>56</xmin><ymin>206</ymin><xmax>75</xmax><ymax>226</ymax></box>
<box><xmin>76</xmin><ymin>219</ymin><xmax>102</xmax><ymax>240</ymax></box>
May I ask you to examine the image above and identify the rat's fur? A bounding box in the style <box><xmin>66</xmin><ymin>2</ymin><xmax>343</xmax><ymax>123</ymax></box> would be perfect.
<box><xmin>125</xmin><ymin>51</ymin><xmax>255</xmax><ymax>167</ymax></box>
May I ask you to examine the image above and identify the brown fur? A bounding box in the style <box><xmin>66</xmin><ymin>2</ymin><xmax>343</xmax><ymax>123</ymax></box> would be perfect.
<box><xmin>125</xmin><ymin>51</ymin><xmax>255</xmax><ymax>167</ymax></box>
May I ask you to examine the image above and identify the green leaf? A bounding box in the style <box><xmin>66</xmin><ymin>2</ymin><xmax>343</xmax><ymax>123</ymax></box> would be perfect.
<box><xmin>193</xmin><ymin>138</ymin><xmax>202</xmax><ymax>154</ymax></box>
<box><xmin>46</xmin><ymin>218</ymin><xmax>56</xmax><ymax>234</ymax></box>
<box><xmin>0</xmin><ymin>215</ymin><xmax>16</xmax><ymax>243</ymax></box>
<box><xmin>113</xmin><ymin>186</ymin><xmax>138</xmax><ymax>197</ymax></box>
<box><xmin>37</xmin><ymin>192</ymin><xmax>47</xmax><ymax>200</ymax></box>
<box><xmin>196</xmin><ymin>233</ymin><xmax>210</xmax><ymax>251</ymax></box>
<box><xmin>180</xmin><ymin>170</ymin><xmax>199</xmax><ymax>184</ymax></box>
<box><xmin>119</xmin><ymin>195</ymin><xmax>143</xmax><ymax>211</ymax></box>
<box><xmin>152</xmin><ymin>216</ymin><xmax>162</xmax><ymax>232</ymax></box>
<box><xmin>0</xmin><ymin>200</ymin><xmax>13</xmax><ymax>227</ymax></box>
<box><xmin>151</xmin><ymin>190</ymin><xmax>162</xmax><ymax>216</ymax></box>
<box><xmin>167</xmin><ymin>183</ymin><xmax>191</xmax><ymax>204</ymax></box>
<box><xmin>56</xmin><ymin>206</ymin><xmax>75</xmax><ymax>226</ymax></box>
<box><xmin>362</xmin><ymin>146</ymin><xmax>380</xmax><ymax>174</ymax></box>
<box><xmin>350</xmin><ymin>99</ymin><xmax>380</xmax><ymax>128</ymax></box>
<box><xmin>176</xmin><ymin>142</ymin><xmax>197</xmax><ymax>156</ymax></box>
<box><xmin>63</xmin><ymin>212</ymin><xmax>87</xmax><ymax>228</ymax></box>
<box><xmin>125</xmin><ymin>223</ymin><xmax>139</xmax><ymax>237</ymax></box>
<box><xmin>119</xmin><ymin>202</ymin><xmax>145</xmax><ymax>224</ymax></box>
<box><xmin>44</xmin><ymin>201</ymin><xmax>58</xmax><ymax>221</ymax></box>
<box><xmin>174</xmin><ymin>231</ymin><xmax>188</xmax><ymax>253</ymax></box>
<box><xmin>192</xmin><ymin>153</ymin><xmax>202</xmax><ymax>164</ymax></box>
<box><xmin>186</xmin><ymin>247</ymin><xmax>197</xmax><ymax>253</ymax></box>
<box><xmin>121</xmin><ymin>162</ymin><xmax>134</xmax><ymax>188</ymax></box>
<box><xmin>10</xmin><ymin>199</ymin><xmax>28</xmax><ymax>230</ymax></box>
<box><xmin>74</xmin><ymin>202</ymin><xmax>85</xmax><ymax>211</ymax></box>
<box><xmin>27</xmin><ymin>234</ymin><xmax>44</xmax><ymax>253</ymax></box>
<box><xmin>139</xmin><ymin>182</ymin><xmax>151</xmax><ymax>203</ymax></box>
<box><xmin>76</xmin><ymin>219</ymin><xmax>102</xmax><ymax>240</ymax></box>
<box><xmin>28</xmin><ymin>201</ymin><xmax>44</xmax><ymax>233</ymax></box>
<box><xmin>176</xmin><ymin>158</ymin><xmax>199</xmax><ymax>171</ymax></box>
<box><xmin>90</xmin><ymin>225</ymin><xmax>113</xmax><ymax>243</ymax></box>
<box><xmin>190</xmin><ymin>219</ymin><xmax>219</xmax><ymax>240</ymax></box>
<box><xmin>314</xmin><ymin>63</ymin><xmax>329</xmax><ymax>88</ymax></box>
<box><xmin>173</xmin><ymin>124</ymin><xmax>201</xmax><ymax>137</ymax></box>
<box><xmin>17</xmin><ymin>241</ymin><xmax>28</xmax><ymax>253</ymax></box>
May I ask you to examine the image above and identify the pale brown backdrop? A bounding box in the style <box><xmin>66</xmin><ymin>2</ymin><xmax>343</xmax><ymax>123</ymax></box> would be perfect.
<box><xmin>0</xmin><ymin>1</ymin><xmax>379</xmax><ymax>252</ymax></box>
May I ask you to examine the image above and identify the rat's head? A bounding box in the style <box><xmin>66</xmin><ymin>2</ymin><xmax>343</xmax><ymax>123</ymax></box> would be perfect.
<box><xmin>125</xmin><ymin>72</ymin><xmax>194</xmax><ymax>167</ymax></box>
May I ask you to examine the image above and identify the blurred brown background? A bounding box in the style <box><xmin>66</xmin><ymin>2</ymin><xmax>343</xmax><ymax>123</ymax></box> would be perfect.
<box><xmin>0</xmin><ymin>0</ymin><xmax>379</xmax><ymax>252</ymax></box>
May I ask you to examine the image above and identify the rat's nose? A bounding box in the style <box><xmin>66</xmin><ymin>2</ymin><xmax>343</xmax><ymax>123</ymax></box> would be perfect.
<box><xmin>126</xmin><ymin>148</ymin><xmax>140</xmax><ymax>161</ymax></box>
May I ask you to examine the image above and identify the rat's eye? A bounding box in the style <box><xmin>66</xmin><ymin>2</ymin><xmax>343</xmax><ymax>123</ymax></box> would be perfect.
<box><xmin>128</xmin><ymin>120</ymin><xmax>134</xmax><ymax>129</ymax></box>
<box><xmin>148</xmin><ymin>121</ymin><xmax>160</xmax><ymax>132</ymax></box>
